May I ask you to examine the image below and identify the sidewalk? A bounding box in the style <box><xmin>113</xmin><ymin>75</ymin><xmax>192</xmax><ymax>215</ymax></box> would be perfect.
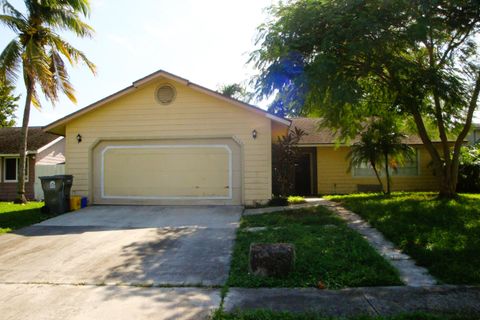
<box><xmin>224</xmin><ymin>285</ymin><xmax>480</xmax><ymax>317</ymax></box>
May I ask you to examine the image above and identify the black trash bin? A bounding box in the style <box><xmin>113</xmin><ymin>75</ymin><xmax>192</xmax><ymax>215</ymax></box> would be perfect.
<box><xmin>39</xmin><ymin>175</ymin><xmax>73</xmax><ymax>214</ymax></box>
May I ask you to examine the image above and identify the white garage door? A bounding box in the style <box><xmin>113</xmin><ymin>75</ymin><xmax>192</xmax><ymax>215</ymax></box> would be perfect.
<box><xmin>93</xmin><ymin>139</ymin><xmax>242</xmax><ymax>205</ymax></box>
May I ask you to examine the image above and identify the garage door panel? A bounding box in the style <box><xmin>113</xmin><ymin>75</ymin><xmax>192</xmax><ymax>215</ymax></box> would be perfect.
<box><xmin>93</xmin><ymin>139</ymin><xmax>241</xmax><ymax>205</ymax></box>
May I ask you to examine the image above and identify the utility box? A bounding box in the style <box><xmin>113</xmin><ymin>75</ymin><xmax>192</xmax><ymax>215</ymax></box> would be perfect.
<box><xmin>39</xmin><ymin>175</ymin><xmax>73</xmax><ymax>214</ymax></box>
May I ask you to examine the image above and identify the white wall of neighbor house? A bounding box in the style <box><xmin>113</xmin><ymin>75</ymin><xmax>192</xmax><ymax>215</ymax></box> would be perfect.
<box><xmin>64</xmin><ymin>78</ymin><xmax>274</xmax><ymax>205</ymax></box>
<box><xmin>36</xmin><ymin>137</ymin><xmax>66</xmax><ymax>165</ymax></box>
<box><xmin>33</xmin><ymin>137</ymin><xmax>66</xmax><ymax>200</ymax></box>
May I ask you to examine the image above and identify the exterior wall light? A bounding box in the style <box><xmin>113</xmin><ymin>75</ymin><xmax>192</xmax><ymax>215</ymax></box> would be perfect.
<box><xmin>252</xmin><ymin>129</ymin><xmax>257</xmax><ymax>139</ymax></box>
<box><xmin>76</xmin><ymin>134</ymin><xmax>82</xmax><ymax>143</ymax></box>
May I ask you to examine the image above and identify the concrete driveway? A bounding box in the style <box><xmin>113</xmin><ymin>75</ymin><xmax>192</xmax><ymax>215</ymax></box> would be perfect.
<box><xmin>0</xmin><ymin>205</ymin><xmax>242</xmax><ymax>319</ymax></box>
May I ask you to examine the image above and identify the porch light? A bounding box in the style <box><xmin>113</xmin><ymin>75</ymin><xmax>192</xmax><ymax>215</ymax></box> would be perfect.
<box><xmin>252</xmin><ymin>129</ymin><xmax>257</xmax><ymax>139</ymax></box>
<box><xmin>76</xmin><ymin>134</ymin><xmax>82</xmax><ymax>144</ymax></box>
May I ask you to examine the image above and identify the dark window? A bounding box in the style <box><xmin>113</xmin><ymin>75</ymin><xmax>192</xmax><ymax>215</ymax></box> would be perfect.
<box><xmin>3</xmin><ymin>158</ymin><xmax>28</xmax><ymax>182</ymax></box>
<box><xmin>5</xmin><ymin>158</ymin><xmax>17</xmax><ymax>181</ymax></box>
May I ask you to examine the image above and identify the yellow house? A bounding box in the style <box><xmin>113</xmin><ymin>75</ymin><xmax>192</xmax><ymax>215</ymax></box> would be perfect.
<box><xmin>44</xmin><ymin>70</ymin><xmax>441</xmax><ymax>205</ymax></box>
<box><xmin>45</xmin><ymin>70</ymin><xmax>290</xmax><ymax>206</ymax></box>
<box><xmin>289</xmin><ymin>118</ymin><xmax>440</xmax><ymax>195</ymax></box>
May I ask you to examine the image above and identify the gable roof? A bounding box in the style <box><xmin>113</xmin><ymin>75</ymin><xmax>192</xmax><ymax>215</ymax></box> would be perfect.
<box><xmin>44</xmin><ymin>69</ymin><xmax>290</xmax><ymax>135</ymax></box>
<box><xmin>291</xmin><ymin>117</ymin><xmax>444</xmax><ymax>145</ymax></box>
<box><xmin>0</xmin><ymin>127</ymin><xmax>62</xmax><ymax>154</ymax></box>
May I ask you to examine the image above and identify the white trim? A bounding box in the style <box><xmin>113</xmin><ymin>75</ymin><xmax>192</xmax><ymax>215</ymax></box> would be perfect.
<box><xmin>36</xmin><ymin>136</ymin><xmax>64</xmax><ymax>153</ymax></box>
<box><xmin>266</xmin><ymin>113</ymin><xmax>291</xmax><ymax>126</ymax></box>
<box><xmin>0</xmin><ymin>152</ymin><xmax>37</xmax><ymax>156</ymax></box>
<box><xmin>100</xmin><ymin>144</ymin><xmax>233</xmax><ymax>200</ymax></box>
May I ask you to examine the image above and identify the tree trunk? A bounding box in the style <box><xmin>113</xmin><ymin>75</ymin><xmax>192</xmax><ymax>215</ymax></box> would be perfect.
<box><xmin>384</xmin><ymin>152</ymin><xmax>391</xmax><ymax>195</ymax></box>
<box><xmin>14</xmin><ymin>81</ymin><xmax>33</xmax><ymax>204</ymax></box>
<box><xmin>370</xmin><ymin>160</ymin><xmax>384</xmax><ymax>193</ymax></box>
<box><xmin>411</xmin><ymin>109</ymin><xmax>457</xmax><ymax>198</ymax></box>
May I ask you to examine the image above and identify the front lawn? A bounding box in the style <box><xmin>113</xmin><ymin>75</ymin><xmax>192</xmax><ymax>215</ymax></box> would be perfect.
<box><xmin>0</xmin><ymin>202</ymin><xmax>48</xmax><ymax>234</ymax></box>
<box><xmin>325</xmin><ymin>192</ymin><xmax>480</xmax><ymax>285</ymax></box>
<box><xmin>213</xmin><ymin>311</ymin><xmax>475</xmax><ymax>320</ymax></box>
<box><xmin>227</xmin><ymin>206</ymin><xmax>401</xmax><ymax>289</ymax></box>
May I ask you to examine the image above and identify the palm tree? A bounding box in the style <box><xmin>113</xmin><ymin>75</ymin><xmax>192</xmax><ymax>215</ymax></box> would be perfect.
<box><xmin>347</xmin><ymin>118</ymin><xmax>415</xmax><ymax>194</ymax></box>
<box><xmin>0</xmin><ymin>0</ymin><xmax>95</xmax><ymax>203</ymax></box>
<box><xmin>347</xmin><ymin>128</ymin><xmax>385</xmax><ymax>192</ymax></box>
<box><xmin>219</xmin><ymin>83</ymin><xmax>252</xmax><ymax>103</ymax></box>
<box><xmin>374</xmin><ymin>120</ymin><xmax>415</xmax><ymax>194</ymax></box>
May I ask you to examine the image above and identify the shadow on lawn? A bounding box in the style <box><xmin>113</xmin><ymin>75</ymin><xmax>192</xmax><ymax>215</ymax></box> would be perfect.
<box><xmin>0</xmin><ymin>207</ymin><xmax>54</xmax><ymax>233</ymax></box>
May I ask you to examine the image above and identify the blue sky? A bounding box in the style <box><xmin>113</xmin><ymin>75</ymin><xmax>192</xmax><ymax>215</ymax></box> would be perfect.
<box><xmin>1</xmin><ymin>0</ymin><xmax>274</xmax><ymax>126</ymax></box>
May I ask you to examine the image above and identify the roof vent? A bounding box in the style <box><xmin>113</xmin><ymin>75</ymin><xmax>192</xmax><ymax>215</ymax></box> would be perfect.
<box><xmin>156</xmin><ymin>84</ymin><xmax>176</xmax><ymax>105</ymax></box>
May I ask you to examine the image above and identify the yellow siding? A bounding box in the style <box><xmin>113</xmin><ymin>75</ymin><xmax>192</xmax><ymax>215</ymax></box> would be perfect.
<box><xmin>316</xmin><ymin>146</ymin><xmax>439</xmax><ymax>194</ymax></box>
<box><xmin>65</xmin><ymin>78</ymin><xmax>273</xmax><ymax>205</ymax></box>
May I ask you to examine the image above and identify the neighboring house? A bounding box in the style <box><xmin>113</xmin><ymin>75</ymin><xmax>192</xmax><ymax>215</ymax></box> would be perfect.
<box><xmin>467</xmin><ymin>122</ymin><xmax>480</xmax><ymax>144</ymax></box>
<box><xmin>289</xmin><ymin>118</ymin><xmax>443</xmax><ymax>195</ymax></box>
<box><xmin>44</xmin><ymin>70</ymin><xmax>290</xmax><ymax>206</ymax></box>
<box><xmin>0</xmin><ymin>127</ymin><xmax>65</xmax><ymax>201</ymax></box>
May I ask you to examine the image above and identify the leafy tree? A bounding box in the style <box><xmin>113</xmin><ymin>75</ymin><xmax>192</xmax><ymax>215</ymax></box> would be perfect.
<box><xmin>457</xmin><ymin>144</ymin><xmax>480</xmax><ymax>192</ymax></box>
<box><xmin>219</xmin><ymin>83</ymin><xmax>253</xmax><ymax>103</ymax></box>
<box><xmin>251</xmin><ymin>0</ymin><xmax>480</xmax><ymax>198</ymax></box>
<box><xmin>348</xmin><ymin>118</ymin><xmax>415</xmax><ymax>194</ymax></box>
<box><xmin>272</xmin><ymin>127</ymin><xmax>306</xmax><ymax>196</ymax></box>
<box><xmin>0</xmin><ymin>0</ymin><xmax>96</xmax><ymax>203</ymax></box>
<box><xmin>0</xmin><ymin>80</ymin><xmax>18</xmax><ymax>127</ymax></box>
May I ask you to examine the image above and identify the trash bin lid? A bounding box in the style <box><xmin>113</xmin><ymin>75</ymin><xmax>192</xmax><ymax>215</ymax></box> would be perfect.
<box><xmin>39</xmin><ymin>176</ymin><xmax>57</xmax><ymax>180</ymax></box>
<box><xmin>53</xmin><ymin>175</ymin><xmax>73</xmax><ymax>179</ymax></box>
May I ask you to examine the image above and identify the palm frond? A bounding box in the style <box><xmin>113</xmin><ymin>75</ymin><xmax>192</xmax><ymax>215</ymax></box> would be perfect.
<box><xmin>23</xmin><ymin>38</ymin><xmax>55</xmax><ymax>104</ymax></box>
<box><xmin>1</xmin><ymin>1</ymin><xmax>25</xmax><ymax>20</ymax></box>
<box><xmin>0</xmin><ymin>39</ymin><xmax>21</xmax><ymax>83</ymax></box>
<box><xmin>48</xmin><ymin>35</ymin><xmax>96</xmax><ymax>74</ymax></box>
<box><xmin>0</xmin><ymin>14</ymin><xmax>26</xmax><ymax>33</ymax></box>
<box><xmin>30</xmin><ymin>86</ymin><xmax>41</xmax><ymax>109</ymax></box>
<box><xmin>49</xmin><ymin>49</ymin><xmax>76</xmax><ymax>103</ymax></box>
<box><xmin>58</xmin><ymin>0</ymin><xmax>92</xmax><ymax>17</ymax></box>
<box><xmin>47</xmin><ymin>9</ymin><xmax>94</xmax><ymax>38</ymax></box>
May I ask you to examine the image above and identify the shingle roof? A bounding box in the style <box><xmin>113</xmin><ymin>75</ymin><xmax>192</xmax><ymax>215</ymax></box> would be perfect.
<box><xmin>290</xmin><ymin>117</ymin><xmax>431</xmax><ymax>145</ymax></box>
<box><xmin>0</xmin><ymin>127</ymin><xmax>61</xmax><ymax>154</ymax></box>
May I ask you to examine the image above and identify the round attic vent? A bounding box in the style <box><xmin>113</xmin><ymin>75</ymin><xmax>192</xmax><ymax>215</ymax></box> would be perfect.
<box><xmin>156</xmin><ymin>84</ymin><xmax>176</xmax><ymax>105</ymax></box>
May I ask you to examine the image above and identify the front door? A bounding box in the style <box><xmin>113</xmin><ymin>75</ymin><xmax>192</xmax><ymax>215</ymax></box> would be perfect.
<box><xmin>294</xmin><ymin>153</ymin><xmax>312</xmax><ymax>196</ymax></box>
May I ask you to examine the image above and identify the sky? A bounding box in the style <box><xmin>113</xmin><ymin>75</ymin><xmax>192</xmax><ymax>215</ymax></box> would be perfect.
<box><xmin>1</xmin><ymin>1</ymin><xmax>479</xmax><ymax>126</ymax></box>
<box><xmin>0</xmin><ymin>0</ymin><xmax>275</xmax><ymax>126</ymax></box>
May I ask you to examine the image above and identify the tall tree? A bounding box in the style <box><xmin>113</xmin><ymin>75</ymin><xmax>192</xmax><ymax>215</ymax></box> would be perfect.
<box><xmin>251</xmin><ymin>0</ymin><xmax>480</xmax><ymax>198</ymax></box>
<box><xmin>0</xmin><ymin>80</ymin><xmax>18</xmax><ymax>127</ymax></box>
<box><xmin>0</xmin><ymin>0</ymin><xmax>96</xmax><ymax>203</ymax></box>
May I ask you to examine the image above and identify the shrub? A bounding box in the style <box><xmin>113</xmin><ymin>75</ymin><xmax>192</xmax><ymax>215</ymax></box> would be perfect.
<box><xmin>457</xmin><ymin>145</ymin><xmax>480</xmax><ymax>193</ymax></box>
<box><xmin>268</xmin><ymin>197</ymin><xmax>289</xmax><ymax>206</ymax></box>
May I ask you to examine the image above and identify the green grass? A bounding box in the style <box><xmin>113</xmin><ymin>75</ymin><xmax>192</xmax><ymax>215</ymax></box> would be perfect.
<box><xmin>0</xmin><ymin>202</ymin><xmax>50</xmax><ymax>234</ymax></box>
<box><xmin>212</xmin><ymin>310</ymin><xmax>475</xmax><ymax>320</ymax></box>
<box><xmin>325</xmin><ymin>192</ymin><xmax>480</xmax><ymax>285</ymax></box>
<box><xmin>227</xmin><ymin>206</ymin><xmax>402</xmax><ymax>289</ymax></box>
<box><xmin>287</xmin><ymin>196</ymin><xmax>307</xmax><ymax>204</ymax></box>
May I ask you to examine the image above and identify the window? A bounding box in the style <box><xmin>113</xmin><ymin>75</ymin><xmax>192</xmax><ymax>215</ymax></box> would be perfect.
<box><xmin>392</xmin><ymin>152</ymin><xmax>419</xmax><ymax>176</ymax></box>
<box><xmin>353</xmin><ymin>150</ymin><xmax>418</xmax><ymax>177</ymax></box>
<box><xmin>353</xmin><ymin>162</ymin><xmax>379</xmax><ymax>177</ymax></box>
<box><xmin>3</xmin><ymin>157</ymin><xmax>29</xmax><ymax>182</ymax></box>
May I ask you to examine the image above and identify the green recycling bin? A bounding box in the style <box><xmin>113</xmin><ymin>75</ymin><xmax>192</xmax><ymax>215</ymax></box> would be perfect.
<box><xmin>39</xmin><ymin>175</ymin><xmax>73</xmax><ymax>214</ymax></box>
